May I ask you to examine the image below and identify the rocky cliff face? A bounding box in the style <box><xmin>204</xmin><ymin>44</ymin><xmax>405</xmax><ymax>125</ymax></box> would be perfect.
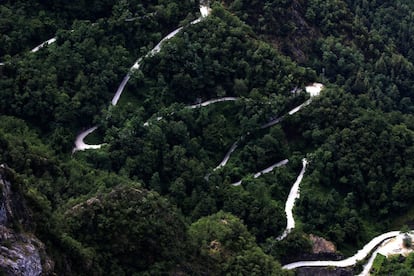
<box><xmin>0</xmin><ymin>165</ymin><xmax>53</xmax><ymax>275</ymax></box>
<box><xmin>291</xmin><ymin>235</ymin><xmax>353</xmax><ymax>276</ymax></box>
<box><xmin>310</xmin><ymin>234</ymin><xmax>337</xmax><ymax>254</ymax></box>
<box><xmin>0</xmin><ymin>227</ymin><xmax>44</xmax><ymax>275</ymax></box>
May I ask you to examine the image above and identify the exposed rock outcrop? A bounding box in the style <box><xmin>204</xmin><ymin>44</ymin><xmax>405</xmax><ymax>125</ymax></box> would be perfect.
<box><xmin>281</xmin><ymin>235</ymin><xmax>342</xmax><ymax>264</ymax></box>
<box><xmin>0</xmin><ymin>226</ymin><xmax>46</xmax><ymax>276</ymax></box>
<box><xmin>0</xmin><ymin>165</ymin><xmax>54</xmax><ymax>275</ymax></box>
<box><xmin>310</xmin><ymin>234</ymin><xmax>337</xmax><ymax>254</ymax></box>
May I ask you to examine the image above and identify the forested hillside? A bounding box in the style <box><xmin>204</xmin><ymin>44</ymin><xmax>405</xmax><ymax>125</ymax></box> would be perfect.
<box><xmin>2</xmin><ymin>0</ymin><xmax>414</xmax><ymax>275</ymax></box>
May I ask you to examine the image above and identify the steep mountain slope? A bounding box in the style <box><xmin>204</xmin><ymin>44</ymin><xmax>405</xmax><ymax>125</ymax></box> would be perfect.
<box><xmin>2</xmin><ymin>0</ymin><xmax>414</xmax><ymax>275</ymax></box>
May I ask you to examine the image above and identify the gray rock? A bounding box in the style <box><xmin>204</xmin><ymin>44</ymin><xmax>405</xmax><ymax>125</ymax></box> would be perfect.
<box><xmin>0</xmin><ymin>166</ymin><xmax>54</xmax><ymax>275</ymax></box>
<box><xmin>0</xmin><ymin>229</ymin><xmax>43</xmax><ymax>276</ymax></box>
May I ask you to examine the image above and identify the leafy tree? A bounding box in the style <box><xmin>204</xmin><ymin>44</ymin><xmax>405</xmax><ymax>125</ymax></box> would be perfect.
<box><xmin>188</xmin><ymin>211</ymin><xmax>291</xmax><ymax>275</ymax></box>
<box><xmin>61</xmin><ymin>185</ymin><xmax>188</xmax><ymax>274</ymax></box>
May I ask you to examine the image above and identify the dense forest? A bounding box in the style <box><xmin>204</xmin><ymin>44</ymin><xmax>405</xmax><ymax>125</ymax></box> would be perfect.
<box><xmin>2</xmin><ymin>0</ymin><xmax>414</xmax><ymax>275</ymax></box>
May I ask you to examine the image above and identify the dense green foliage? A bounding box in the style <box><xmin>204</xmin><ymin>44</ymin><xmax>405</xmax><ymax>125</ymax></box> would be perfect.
<box><xmin>0</xmin><ymin>0</ymin><xmax>197</xmax><ymax>152</ymax></box>
<box><xmin>61</xmin><ymin>185</ymin><xmax>188</xmax><ymax>274</ymax></box>
<box><xmin>371</xmin><ymin>253</ymin><xmax>414</xmax><ymax>275</ymax></box>
<box><xmin>188</xmin><ymin>211</ymin><xmax>292</xmax><ymax>275</ymax></box>
<box><xmin>2</xmin><ymin>0</ymin><xmax>414</xmax><ymax>274</ymax></box>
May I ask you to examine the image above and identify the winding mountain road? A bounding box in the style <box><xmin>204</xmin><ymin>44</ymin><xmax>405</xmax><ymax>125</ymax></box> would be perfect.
<box><xmin>31</xmin><ymin>37</ymin><xmax>57</xmax><ymax>53</ymax></box>
<box><xmin>283</xmin><ymin>231</ymin><xmax>406</xmax><ymax>271</ymax></box>
<box><xmin>111</xmin><ymin>5</ymin><xmax>211</xmax><ymax>106</ymax></box>
<box><xmin>73</xmin><ymin>3</ymin><xmax>211</xmax><ymax>152</ymax></box>
<box><xmin>213</xmin><ymin>140</ymin><xmax>239</xmax><ymax>171</ymax></box>
<box><xmin>38</xmin><ymin>5</ymin><xmax>410</xmax><ymax>275</ymax></box>
<box><xmin>231</xmin><ymin>159</ymin><xmax>289</xmax><ymax>186</ymax></box>
<box><xmin>261</xmin><ymin>83</ymin><xmax>323</xmax><ymax>129</ymax></box>
<box><xmin>358</xmin><ymin>232</ymin><xmax>414</xmax><ymax>275</ymax></box>
<box><xmin>187</xmin><ymin>97</ymin><xmax>237</xmax><ymax>109</ymax></box>
<box><xmin>277</xmin><ymin>158</ymin><xmax>308</xmax><ymax>241</ymax></box>
<box><xmin>143</xmin><ymin>97</ymin><xmax>238</xmax><ymax>127</ymax></box>
<box><xmin>72</xmin><ymin>127</ymin><xmax>103</xmax><ymax>153</ymax></box>
<box><xmin>215</xmin><ymin>83</ymin><xmax>324</xmax><ymax>170</ymax></box>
